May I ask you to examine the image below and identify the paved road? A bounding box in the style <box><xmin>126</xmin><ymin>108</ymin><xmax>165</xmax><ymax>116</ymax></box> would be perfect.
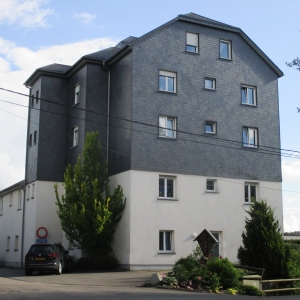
<box><xmin>0</xmin><ymin>267</ymin><xmax>299</xmax><ymax>299</ymax></box>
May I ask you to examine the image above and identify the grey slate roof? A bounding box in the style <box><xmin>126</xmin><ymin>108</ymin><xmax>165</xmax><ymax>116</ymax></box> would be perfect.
<box><xmin>38</xmin><ymin>63</ymin><xmax>71</xmax><ymax>74</ymax></box>
<box><xmin>24</xmin><ymin>12</ymin><xmax>283</xmax><ymax>86</ymax></box>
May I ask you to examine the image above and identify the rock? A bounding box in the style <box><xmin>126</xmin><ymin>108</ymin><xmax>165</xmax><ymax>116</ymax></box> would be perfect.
<box><xmin>145</xmin><ymin>273</ymin><xmax>163</xmax><ymax>286</ymax></box>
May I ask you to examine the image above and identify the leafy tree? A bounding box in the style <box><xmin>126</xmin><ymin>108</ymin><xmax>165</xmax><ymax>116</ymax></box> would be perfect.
<box><xmin>54</xmin><ymin>132</ymin><xmax>126</xmax><ymax>256</ymax></box>
<box><xmin>237</xmin><ymin>199</ymin><xmax>289</xmax><ymax>279</ymax></box>
<box><xmin>286</xmin><ymin>57</ymin><xmax>300</xmax><ymax>71</ymax></box>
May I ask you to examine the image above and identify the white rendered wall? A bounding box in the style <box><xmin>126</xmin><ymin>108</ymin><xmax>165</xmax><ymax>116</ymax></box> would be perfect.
<box><xmin>111</xmin><ymin>170</ymin><xmax>283</xmax><ymax>270</ymax></box>
<box><xmin>0</xmin><ymin>189</ymin><xmax>24</xmax><ymax>268</ymax></box>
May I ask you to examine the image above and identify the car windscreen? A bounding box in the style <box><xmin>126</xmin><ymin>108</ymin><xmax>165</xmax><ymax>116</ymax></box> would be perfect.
<box><xmin>28</xmin><ymin>245</ymin><xmax>55</xmax><ymax>253</ymax></box>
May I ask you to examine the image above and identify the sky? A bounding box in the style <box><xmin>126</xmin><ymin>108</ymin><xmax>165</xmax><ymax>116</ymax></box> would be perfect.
<box><xmin>0</xmin><ymin>0</ymin><xmax>299</xmax><ymax>232</ymax></box>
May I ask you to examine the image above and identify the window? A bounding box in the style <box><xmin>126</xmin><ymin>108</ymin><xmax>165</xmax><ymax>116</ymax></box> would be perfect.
<box><xmin>0</xmin><ymin>198</ymin><xmax>3</xmax><ymax>214</ymax></box>
<box><xmin>73</xmin><ymin>126</ymin><xmax>78</xmax><ymax>147</ymax></box>
<box><xmin>18</xmin><ymin>191</ymin><xmax>22</xmax><ymax>209</ymax></box>
<box><xmin>245</xmin><ymin>183</ymin><xmax>257</xmax><ymax>203</ymax></box>
<box><xmin>186</xmin><ymin>32</ymin><xmax>199</xmax><ymax>53</ymax></box>
<box><xmin>159</xmin><ymin>231</ymin><xmax>173</xmax><ymax>252</ymax></box>
<box><xmin>31</xmin><ymin>183</ymin><xmax>35</xmax><ymax>199</ymax></box>
<box><xmin>243</xmin><ymin>127</ymin><xmax>258</xmax><ymax>147</ymax></box>
<box><xmin>205</xmin><ymin>121</ymin><xmax>216</xmax><ymax>134</ymax></box>
<box><xmin>205</xmin><ymin>78</ymin><xmax>216</xmax><ymax>90</ymax></box>
<box><xmin>210</xmin><ymin>232</ymin><xmax>220</xmax><ymax>257</ymax></box>
<box><xmin>74</xmin><ymin>84</ymin><xmax>80</xmax><ymax>104</ymax></box>
<box><xmin>27</xmin><ymin>185</ymin><xmax>30</xmax><ymax>200</ymax></box>
<box><xmin>33</xmin><ymin>130</ymin><xmax>37</xmax><ymax>144</ymax></box>
<box><xmin>6</xmin><ymin>236</ymin><xmax>10</xmax><ymax>251</ymax></box>
<box><xmin>36</xmin><ymin>90</ymin><xmax>39</xmax><ymax>103</ymax></box>
<box><xmin>206</xmin><ymin>179</ymin><xmax>217</xmax><ymax>192</ymax></box>
<box><xmin>14</xmin><ymin>236</ymin><xmax>19</xmax><ymax>251</ymax></box>
<box><xmin>242</xmin><ymin>85</ymin><xmax>256</xmax><ymax>106</ymax></box>
<box><xmin>9</xmin><ymin>193</ymin><xmax>13</xmax><ymax>206</ymax></box>
<box><xmin>220</xmin><ymin>40</ymin><xmax>231</xmax><ymax>59</ymax></box>
<box><xmin>159</xmin><ymin>116</ymin><xmax>176</xmax><ymax>138</ymax></box>
<box><xmin>29</xmin><ymin>134</ymin><xmax>32</xmax><ymax>147</ymax></box>
<box><xmin>31</xmin><ymin>94</ymin><xmax>34</xmax><ymax>106</ymax></box>
<box><xmin>159</xmin><ymin>177</ymin><xmax>174</xmax><ymax>198</ymax></box>
<box><xmin>159</xmin><ymin>70</ymin><xmax>176</xmax><ymax>93</ymax></box>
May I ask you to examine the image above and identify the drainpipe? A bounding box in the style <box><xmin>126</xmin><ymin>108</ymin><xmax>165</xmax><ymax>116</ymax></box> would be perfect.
<box><xmin>102</xmin><ymin>61</ymin><xmax>110</xmax><ymax>166</ymax></box>
<box><xmin>21</xmin><ymin>86</ymin><xmax>31</xmax><ymax>268</ymax></box>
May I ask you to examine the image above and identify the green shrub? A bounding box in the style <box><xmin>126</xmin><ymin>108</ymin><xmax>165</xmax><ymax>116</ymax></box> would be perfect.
<box><xmin>238</xmin><ymin>285</ymin><xmax>265</xmax><ymax>296</ymax></box>
<box><xmin>207</xmin><ymin>258</ymin><xmax>239</xmax><ymax>289</ymax></box>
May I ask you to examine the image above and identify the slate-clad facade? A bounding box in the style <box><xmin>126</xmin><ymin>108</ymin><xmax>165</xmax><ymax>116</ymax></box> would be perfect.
<box><xmin>0</xmin><ymin>13</ymin><xmax>283</xmax><ymax>269</ymax></box>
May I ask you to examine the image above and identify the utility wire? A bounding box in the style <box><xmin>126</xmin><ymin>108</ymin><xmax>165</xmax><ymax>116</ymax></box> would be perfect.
<box><xmin>1</xmin><ymin>107</ymin><xmax>300</xmax><ymax>195</ymax></box>
<box><xmin>0</xmin><ymin>87</ymin><xmax>298</xmax><ymax>156</ymax></box>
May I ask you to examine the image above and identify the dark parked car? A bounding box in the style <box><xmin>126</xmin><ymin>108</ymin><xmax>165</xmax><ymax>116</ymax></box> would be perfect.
<box><xmin>25</xmin><ymin>243</ymin><xmax>72</xmax><ymax>275</ymax></box>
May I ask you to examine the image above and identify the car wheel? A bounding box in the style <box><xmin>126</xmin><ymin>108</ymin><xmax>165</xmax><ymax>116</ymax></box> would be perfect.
<box><xmin>56</xmin><ymin>261</ymin><xmax>62</xmax><ymax>275</ymax></box>
<box><xmin>25</xmin><ymin>269</ymin><xmax>32</xmax><ymax>276</ymax></box>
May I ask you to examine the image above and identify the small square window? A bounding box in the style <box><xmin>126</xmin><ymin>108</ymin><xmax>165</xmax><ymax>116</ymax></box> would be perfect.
<box><xmin>242</xmin><ymin>85</ymin><xmax>256</xmax><ymax>106</ymax></box>
<box><xmin>35</xmin><ymin>90</ymin><xmax>39</xmax><ymax>103</ymax></box>
<box><xmin>159</xmin><ymin>70</ymin><xmax>176</xmax><ymax>93</ymax></box>
<box><xmin>159</xmin><ymin>116</ymin><xmax>176</xmax><ymax>138</ymax></box>
<box><xmin>33</xmin><ymin>130</ymin><xmax>37</xmax><ymax>144</ymax></box>
<box><xmin>186</xmin><ymin>32</ymin><xmax>199</xmax><ymax>53</ymax></box>
<box><xmin>31</xmin><ymin>95</ymin><xmax>34</xmax><ymax>107</ymax></box>
<box><xmin>29</xmin><ymin>134</ymin><xmax>32</xmax><ymax>147</ymax></box>
<box><xmin>205</xmin><ymin>121</ymin><xmax>216</xmax><ymax>134</ymax></box>
<box><xmin>159</xmin><ymin>177</ymin><xmax>174</xmax><ymax>198</ymax></box>
<box><xmin>75</xmin><ymin>84</ymin><xmax>80</xmax><ymax>105</ymax></box>
<box><xmin>159</xmin><ymin>231</ymin><xmax>173</xmax><ymax>252</ymax></box>
<box><xmin>245</xmin><ymin>183</ymin><xmax>257</xmax><ymax>203</ymax></box>
<box><xmin>220</xmin><ymin>40</ymin><xmax>232</xmax><ymax>60</ymax></box>
<box><xmin>206</xmin><ymin>179</ymin><xmax>217</xmax><ymax>192</ymax></box>
<box><xmin>243</xmin><ymin>127</ymin><xmax>258</xmax><ymax>147</ymax></box>
<box><xmin>205</xmin><ymin>78</ymin><xmax>216</xmax><ymax>90</ymax></box>
<box><xmin>73</xmin><ymin>126</ymin><xmax>78</xmax><ymax>147</ymax></box>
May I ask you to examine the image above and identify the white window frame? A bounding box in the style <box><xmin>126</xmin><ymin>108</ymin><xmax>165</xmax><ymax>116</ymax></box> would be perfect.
<box><xmin>0</xmin><ymin>198</ymin><xmax>3</xmax><ymax>215</ymax></box>
<box><xmin>159</xmin><ymin>230</ymin><xmax>173</xmax><ymax>252</ymax></box>
<box><xmin>205</xmin><ymin>121</ymin><xmax>217</xmax><ymax>134</ymax></box>
<box><xmin>159</xmin><ymin>116</ymin><xmax>176</xmax><ymax>138</ymax></box>
<box><xmin>27</xmin><ymin>185</ymin><xmax>30</xmax><ymax>200</ymax></box>
<box><xmin>14</xmin><ymin>236</ymin><xmax>19</xmax><ymax>251</ymax></box>
<box><xmin>220</xmin><ymin>39</ymin><xmax>232</xmax><ymax>60</ymax></box>
<box><xmin>244</xmin><ymin>182</ymin><xmax>258</xmax><ymax>203</ymax></box>
<box><xmin>18</xmin><ymin>191</ymin><xmax>22</xmax><ymax>209</ymax></box>
<box><xmin>243</xmin><ymin>127</ymin><xmax>258</xmax><ymax>148</ymax></box>
<box><xmin>73</xmin><ymin>126</ymin><xmax>78</xmax><ymax>147</ymax></box>
<box><xmin>205</xmin><ymin>78</ymin><xmax>216</xmax><ymax>90</ymax></box>
<box><xmin>159</xmin><ymin>70</ymin><xmax>177</xmax><ymax>93</ymax></box>
<box><xmin>74</xmin><ymin>84</ymin><xmax>80</xmax><ymax>105</ymax></box>
<box><xmin>242</xmin><ymin>85</ymin><xmax>256</xmax><ymax>106</ymax></box>
<box><xmin>206</xmin><ymin>179</ymin><xmax>217</xmax><ymax>192</ymax></box>
<box><xmin>159</xmin><ymin>176</ymin><xmax>175</xmax><ymax>199</ymax></box>
<box><xmin>210</xmin><ymin>232</ymin><xmax>221</xmax><ymax>257</ymax></box>
<box><xmin>6</xmin><ymin>236</ymin><xmax>10</xmax><ymax>251</ymax></box>
<box><xmin>186</xmin><ymin>32</ymin><xmax>199</xmax><ymax>53</ymax></box>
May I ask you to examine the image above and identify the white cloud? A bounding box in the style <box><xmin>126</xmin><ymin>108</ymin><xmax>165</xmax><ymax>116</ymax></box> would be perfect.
<box><xmin>0</xmin><ymin>0</ymin><xmax>53</xmax><ymax>28</ymax></box>
<box><xmin>0</xmin><ymin>36</ymin><xmax>118</xmax><ymax>190</ymax></box>
<box><xmin>282</xmin><ymin>160</ymin><xmax>300</xmax><ymax>182</ymax></box>
<box><xmin>74</xmin><ymin>12</ymin><xmax>96</xmax><ymax>25</ymax></box>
